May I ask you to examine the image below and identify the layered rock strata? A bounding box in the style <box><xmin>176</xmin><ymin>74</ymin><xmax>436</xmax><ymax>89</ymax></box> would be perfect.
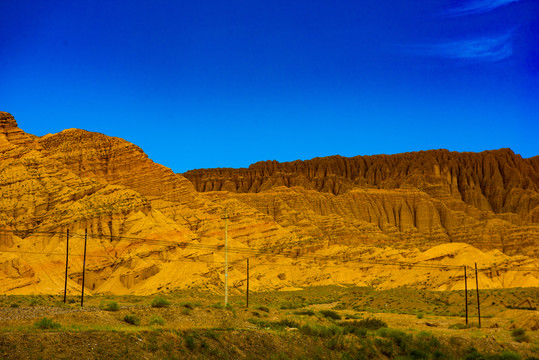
<box><xmin>0</xmin><ymin>111</ymin><xmax>537</xmax><ymax>295</ymax></box>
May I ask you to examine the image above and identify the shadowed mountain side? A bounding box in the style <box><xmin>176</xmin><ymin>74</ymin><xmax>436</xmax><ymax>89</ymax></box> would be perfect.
<box><xmin>184</xmin><ymin>149</ymin><xmax>539</xmax><ymax>219</ymax></box>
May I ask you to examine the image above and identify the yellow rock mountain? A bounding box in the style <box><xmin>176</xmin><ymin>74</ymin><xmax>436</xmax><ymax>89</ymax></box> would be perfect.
<box><xmin>0</xmin><ymin>111</ymin><xmax>537</xmax><ymax>295</ymax></box>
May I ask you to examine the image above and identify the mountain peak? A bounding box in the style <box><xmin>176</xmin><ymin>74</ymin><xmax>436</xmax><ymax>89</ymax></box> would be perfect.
<box><xmin>0</xmin><ymin>111</ymin><xmax>18</xmax><ymax>128</ymax></box>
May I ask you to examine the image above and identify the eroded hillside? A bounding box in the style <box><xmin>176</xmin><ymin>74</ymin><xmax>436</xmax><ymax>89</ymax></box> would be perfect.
<box><xmin>0</xmin><ymin>111</ymin><xmax>537</xmax><ymax>295</ymax></box>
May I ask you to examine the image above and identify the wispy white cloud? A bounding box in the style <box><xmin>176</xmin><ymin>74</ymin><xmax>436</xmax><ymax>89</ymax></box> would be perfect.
<box><xmin>401</xmin><ymin>32</ymin><xmax>513</xmax><ymax>62</ymax></box>
<box><xmin>445</xmin><ymin>0</ymin><xmax>520</xmax><ymax>16</ymax></box>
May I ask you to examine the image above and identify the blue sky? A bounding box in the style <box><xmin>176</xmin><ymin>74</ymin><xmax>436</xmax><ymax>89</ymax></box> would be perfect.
<box><xmin>1</xmin><ymin>0</ymin><xmax>537</xmax><ymax>172</ymax></box>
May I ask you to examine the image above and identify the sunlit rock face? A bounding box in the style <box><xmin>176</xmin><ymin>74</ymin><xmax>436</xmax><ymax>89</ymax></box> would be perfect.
<box><xmin>184</xmin><ymin>149</ymin><xmax>539</xmax><ymax>217</ymax></box>
<box><xmin>0</xmin><ymin>111</ymin><xmax>537</xmax><ymax>295</ymax></box>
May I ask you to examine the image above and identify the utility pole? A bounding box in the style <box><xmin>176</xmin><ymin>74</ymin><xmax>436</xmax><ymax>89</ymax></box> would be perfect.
<box><xmin>246</xmin><ymin>258</ymin><xmax>250</xmax><ymax>308</ymax></box>
<box><xmin>224</xmin><ymin>209</ymin><xmax>228</xmax><ymax>306</ymax></box>
<box><xmin>464</xmin><ymin>266</ymin><xmax>468</xmax><ymax>325</ymax></box>
<box><xmin>64</xmin><ymin>229</ymin><xmax>70</xmax><ymax>303</ymax></box>
<box><xmin>81</xmin><ymin>229</ymin><xmax>88</xmax><ymax>307</ymax></box>
<box><xmin>475</xmin><ymin>263</ymin><xmax>481</xmax><ymax>328</ymax></box>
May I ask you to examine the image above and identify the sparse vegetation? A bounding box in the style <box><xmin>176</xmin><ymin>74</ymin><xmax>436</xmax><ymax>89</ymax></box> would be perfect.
<box><xmin>34</xmin><ymin>317</ymin><xmax>61</xmax><ymax>329</ymax></box>
<box><xmin>511</xmin><ymin>328</ymin><xmax>530</xmax><ymax>343</ymax></box>
<box><xmin>0</xmin><ymin>286</ymin><xmax>535</xmax><ymax>359</ymax></box>
<box><xmin>354</xmin><ymin>317</ymin><xmax>387</xmax><ymax>330</ymax></box>
<box><xmin>123</xmin><ymin>314</ymin><xmax>141</xmax><ymax>326</ymax></box>
<box><xmin>149</xmin><ymin>315</ymin><xmax>165</xmax><ymax>326</ymax></box>
<box><xmin>103</xmin><ymin>301</ymin><xmax>119</xmax><ymax>311</ymax></box>
<box><xmin>150</xmin><ymin>296</ymin><xmax>171</xmax><ymax>308</ymax></box>
<box><xmin>293</xmin><ymin>309</ymin><xmax>315</xmax><ymax>316</ymax></box>
<box><xmin>319</xmin><ymin>309</ymin><xmax>341</xmax><ymax>320</ymax></box>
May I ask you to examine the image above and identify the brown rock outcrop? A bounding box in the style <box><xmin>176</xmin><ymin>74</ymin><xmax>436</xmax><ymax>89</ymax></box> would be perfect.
<box><xmin>39</xmin><ymin>129</ymin><xmax>195</xmax><ymax>204</ymax></box>
<box><xmin>184</xmin><ymin>149</ymin><xmax>539</xmax><ymax>219</ymax></box>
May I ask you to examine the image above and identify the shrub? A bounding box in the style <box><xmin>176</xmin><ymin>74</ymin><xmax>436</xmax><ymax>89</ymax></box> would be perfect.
<box><xmin>280</xmin><ymin>302</ymin><xmax>304</xmax><ymax>310</ymax></box>
<box><xmin>378</xmin><ymin>328</ymin><xmax>411</xmax><ymax>351</ymax></box>
<box><xmin>104</xmin><ymin>301</ymin><xmax>119</xmax><ymax>312</ymax></box>
<box><xmin>353</xmin><ymin>317</ymin><xmax>387</xmax><ymax>330</ymax></box>
<box><xmin>182</xmin><ymin>308</ymin><xmax>192</xmax><ymax>316</ymax></box>
<box><xmin>449</xmin><ymin>323</ymin><xmax>474</xmax><ymax>329</ymax></box>
<box><xmin>184</xmin><ymin>334</ymin><xmax>196</xmax><ymax>350</ymax></box>
<box><xmin>124</xmin><ymin>314</ymin><xmax>141</xmax><ymax>326</ymax></box>
<box><xmin>257</xmin><ymin>306</ymin><xmax>270</xmax><ymax>313</ymax></box>
<box><xmin>319</xmin><ymin>310</ymin><xmax>341</xmax><ymax>320</ymax></box>
<box><xmin>151</xmin><ymin>296</ymin><xmax>171</xmax><ymax>308</ymax></box>
<box><xmin>276</xmin><ymin>319</ymin><xmax>300</xmax><ymax>329</ymax></box>
<box><xmin>375</xmin><ymin>338</ymin><xmax>394</xmax><ymax>357</ymax></box>
<box><xmin>10</xmin><ymin>303</ymin><xmax>19</xmax><ymax>308</ymax></box>
<box><xmin>149</xmin><ymin>315</ymin><xmax>165</xmax><ymax>326</ymax></box>
<box><xmin>293</xmin><ymin>309</ymin><xmax>315</xmax><ymax>316</ymax></box>
<box><xmin>497</xmin><ymin>351</ymin><xmax>522</xmax><ymax>360</ymax></box>
<box><xmin>511</xmin><ymin>328</ymin><xmax>529</xmax><ymax>343</ymax></box>
<box><xmin>339</xmin><ymin>323</ymin><xmax>368</xmax><ymax>337</ymax></box>
<box><xmin>299</xmin><ymin>324</ymin><xmax>342</xmax><ymax>338</ymax></box>
<box><xmin>35</xmin><ymin>317</ymin><xmax>61</xmax><ymax>329</ymax></box>
<box><xmin>417</xmin><ymin>312</ymin><xmax>424</xmax><ymax>319</ymax></box>
<box><xmin>182</xmin><ymin>302</ymin><xmax>195</xmax><ymax>309</ymax></box>
<box><xmin>409</xmin><ymin>349</ymin><xmax>429</xmax><ymax>359</ymax></box>
<box><xmin>248</xmin><ymin>318</ymin><xmax>299</xmax><ymax>330</ymax></box>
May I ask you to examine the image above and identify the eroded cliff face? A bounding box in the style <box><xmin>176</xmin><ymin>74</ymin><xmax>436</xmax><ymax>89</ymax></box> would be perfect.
<box><xmin>184</xmin><ymin>150</ymin><xmax>539</xmax><ymax>257</ymax></box>
<box><xmin>0</xmin><ymin>111</ymin><xmax>537</xmax><ymax>295</ymax></box>
<box><xmin>39</xmin><ymin>129</ymin><xmax>195</xmax><ymax>204</ymax></box>
<box><xmin>184</xmin><ymin>150</ymin><xmax>539</xmax><ymax>219</ymax></box>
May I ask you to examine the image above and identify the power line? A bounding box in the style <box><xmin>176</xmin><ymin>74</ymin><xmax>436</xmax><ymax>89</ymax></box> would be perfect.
<box><xmin>0</xmin><ymin>236</ymin><xmax>537</xmax><ymax>273</ymax></box>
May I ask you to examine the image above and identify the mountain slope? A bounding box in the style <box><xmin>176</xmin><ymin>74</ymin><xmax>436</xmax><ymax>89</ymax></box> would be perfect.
<box><xmin>0</xmin><ymin>111</ymin><xmax>537</xmax><ymax>295</ymax></box>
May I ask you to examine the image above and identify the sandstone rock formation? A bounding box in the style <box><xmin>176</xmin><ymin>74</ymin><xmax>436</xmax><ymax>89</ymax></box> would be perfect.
<box><xmin>184</xmin><ymin>150</ymin><xmax>539</xmax><ymax>217</ymax></box>
<box><xmin>0</xmin><ymin>111</ymin><xmax>537</xmax><ymax>295</ymax></box>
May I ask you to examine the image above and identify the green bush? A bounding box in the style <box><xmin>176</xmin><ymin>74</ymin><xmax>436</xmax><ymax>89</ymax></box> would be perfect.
<box><xmin>449</xmin><ymin>323</ymin><xmax>474</xmax><ymax>329</ymax></box>
<box><xmin>352</xmin><ymin>317</ymin><xmax>387</xmax><ymax>330</ymax></box>
<box><xmin>319</xmin><ymin>310</ymin><xmax>341</xmax><ymax>320</ymax></box>
<box><xmin>496</xmin><ymin>351</ymin><xmax>522</xmax><ymax>360</ymax></box>
<box><xmin>511</xmin><ymin>328</ymin><xmax>529</xmax><ymax>343</ymax></box>
<box><xmin>10</xmin><ymin>303</ymin><xmax>19</xmax><ymax>308</ymax></box>
<box><xmin>257</xmin><ymin>306</ymin><xmax>270</xmax><ymax>313</ymax></box>
<box><xmin>181</xmin><ymin>302</ymin><xmax>195</xmax><ymax>309</ymax></box>
<box><xmin>149</xmin><ymin>315</ymin><xmax>165</xmax><ymax>326</ymax></box>
<box><xmin>293</xmin><ymin>309</ymin><xmax>315</xmax><ymax>316</ymax></box>
<box><xmin>104</xmin><ymin>301</ymin><xmax>119</xmax><ymax>312</ymax></box>
<box><xmin>378</xmin><ymin>328</ymin><xmax>411</xmax><ymax>352</ymax></box>
<box><xmin>276</xmin><ymin>319</ymin><xmax>300</xmax><ymax>328</ymax></box>
<box><xmin>299</xmin><ymin>323</ymin><xmax>342</xmax><ymax>338</ymax></box>
<box><xmin>248</xmin><ymin>318</ymin><xmax>299</xmax><ymax>330</ymax></box>
<box><xmin>124</xmin><ymin>314</ymin><xmax>141</xmax><ymax>326</ymax></box>
<box><xmin>34</xmin><ymin>317</ymin><xmax>61</xmax><ymax>329</ymax></box>
<box><xmin>151</xmin><ymin>296</ymin><xmax>171</xmax><ymax>308</ymax></box>
<box><xmin>184</xmin><ymin>334</ymin><xmax>196</xmax><ymax>350</ymax></box>
<box><xmin>375</xmin><ymin>338</ymin><xmax>394</xmax><ymax>357</ymax></box>
<box><xmin>339</xmin><ymin>323</ymin><xmax>368</xmax><ymax>337</ymax></box>
<box><xmin>280</xmin><ymin>302</ymin><xmax>304</xmax><ymax>310</ymax></box>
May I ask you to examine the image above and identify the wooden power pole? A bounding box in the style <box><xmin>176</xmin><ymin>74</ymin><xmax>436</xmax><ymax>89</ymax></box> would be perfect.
<box><xmin>81</xmin><ymin>229</ymin><xmax>88</xmax><ymax>307</ymax></box>
<box><xmin>63</xmin><ymin>229</ymin><xmax>70</xmax><ymax>303</ymax></box>
<box><xmin>475</xmin><ymin>263</ymin><xmax>481</xmax><ymax>328</ymax></box>
<box><xmin>246</xmin><ymin>258</ymin><xmax>250</xmax><ymax>308</ymax></box>
<box><xmin>224</xmin><ymin>209</ymin><xmax>228</xmax><ymax>306</ymax></box>
<box><xmin>464</xmin><ymin>265</ymin><xmax>468</xmax><ymax>325</ymax></box>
